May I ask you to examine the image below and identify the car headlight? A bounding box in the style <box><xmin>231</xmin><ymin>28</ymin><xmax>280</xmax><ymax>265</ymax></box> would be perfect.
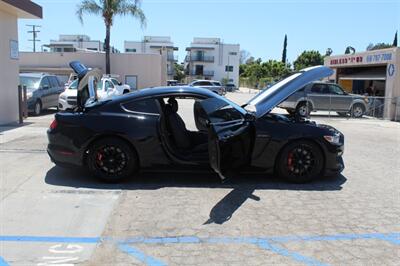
<box><xmin>364</xmin><ymin>96</ymin><xmax>369</xmax><ymax>103</ymax></box>
<box><xmin>26</xmin><ymin>91</ymin><xmax>33</xmax><ymax>99</ymax></box>
<box><xmin>323</xmin><ymin>135</ymin><xmax>341</xmax><ymax>145</ymax></box>
<box><xmin>59</xmin><ymin>94</ymin><xmax>67</xmax><ymax>100</ymax></box>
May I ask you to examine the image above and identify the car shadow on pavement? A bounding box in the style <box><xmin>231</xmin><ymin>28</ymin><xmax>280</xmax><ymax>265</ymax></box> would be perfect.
<box><xmin>45</xmin><ymin>166</ymin><xmax>347</xmax><ymax>225</ymax></box>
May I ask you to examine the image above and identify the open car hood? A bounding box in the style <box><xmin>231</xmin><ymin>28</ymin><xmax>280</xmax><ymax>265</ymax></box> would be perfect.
<box><xmin>69</xmin><ymin>61</ymin><xmax>102</xmax><ymax>109</ymax></box>
<box><xmin>245</xmin><ymin>65</ymin><xmax>334</xmax><ymax>118</ymax></box>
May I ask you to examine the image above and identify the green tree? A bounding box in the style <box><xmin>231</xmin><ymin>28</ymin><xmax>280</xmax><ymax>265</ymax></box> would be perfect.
<box><xmin>281</xmin><ymin>34</ymin><xmax>287</xmax><ymax>64</ymax></box>
<box><xmin>366</xmin><ymin>43</ymin><xmax>392</xmax><ymax>51</ymax></box>
<box><xmin>77</xmin><ymin>0</ymin><xmax>146</xmax><ymax>74</ymax></box>
<box><xmin>344</xmin><ymin>46</ymin><xmax>355</xmax><ymax>54</ymax></box>
<box><xmin>262</xmin><ymin>60</ymin><xmax>291</xmax><ymax>80</ymax></box>
<box><xmin>293</xmin><ymin>50</ymin><xmax>324</xmax><ymax>71</ymax></box>
<box><xmin>173</xmin><ymin>63</ymin><xmax>185</xmax><ymax>82</ymax></box>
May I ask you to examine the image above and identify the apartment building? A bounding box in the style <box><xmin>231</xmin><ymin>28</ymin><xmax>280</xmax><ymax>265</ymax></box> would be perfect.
<box><xmin>124</xmin><ymin>36</ymin><xmax>178</xmax><ymax>80</ymax></box>
<box><xmin>184</xmin><ymin>38</ymin><xmax>240</xmax><ymax>86</ymax></box>
<box><xmin>43</xmin><ymin>34</ymin><xmax>119</xmax><ymax>53</ymax></box>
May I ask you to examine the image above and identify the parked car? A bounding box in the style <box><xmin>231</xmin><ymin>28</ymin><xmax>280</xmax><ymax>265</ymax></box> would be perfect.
<box><xmin>189</xmin><ymin>80</ymin><xmax>226</xmax><ymax>95</ymax></box>
<box><xmin>58</xmin><ymin>77</ymin><xmax>131</xmax><ymax>110</ymax></box>
<box><xmin>47</xmin><ymin>62</ymin><xmax>344</xmax><ymax>184</ymax></box>
<box><xmin>279</xmin><ymin>82</ymin><xmax>369</xmax><ymax>118</ymax></box>
<box><xmin>19</xmin><ymin>73</ymin><xmax>65</xmax><ymax>115</ymax></box>
<box><xmin>225</xmin><ymin>83</ymin><xmax>237</xmax><ymax>92</ymax></box>
<box><xmin>167</xmin><ymin>80</ymin><xmax>178</xmax><ymax>86</ymax></box>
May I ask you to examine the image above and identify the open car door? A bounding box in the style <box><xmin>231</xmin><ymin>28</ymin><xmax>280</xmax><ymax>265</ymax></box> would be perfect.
<box><xmin>69</xmin><ymin>61</ymin><xmax>102</xmax><ymax>110</ymax></box>
<box><xmin>199</xmin><ymin>97</ymin><xmax>254</xmax><ymax>180</ymax></box>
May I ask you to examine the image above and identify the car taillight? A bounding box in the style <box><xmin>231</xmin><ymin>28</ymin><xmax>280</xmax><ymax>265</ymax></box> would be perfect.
<box><xmin>49</xmin><ymin>119</ymin><xmax>58</xmax><ymax>130</ymax></box>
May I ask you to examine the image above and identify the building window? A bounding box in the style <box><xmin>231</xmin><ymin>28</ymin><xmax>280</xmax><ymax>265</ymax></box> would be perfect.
<box><xmin>229</xmin><ymin>52</ymin><xmax>237</xmax><ymax>55</ymax></box>
<box><xmin>125</xmin><ymin>75</ymin><xmax>137</xmax><ymax>90</ymax></box>
<box><xmin>225</xmin><ymin>65</ymin><xmax>234</xmax><ymax>72</ymax></box>
<box><xmin>126</xmin><ymin>48</ymin><xmax>137</xmax><ymax>53</ymax></box>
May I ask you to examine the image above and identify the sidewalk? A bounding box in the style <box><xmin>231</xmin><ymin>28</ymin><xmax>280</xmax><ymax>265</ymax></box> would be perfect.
<box><xmin>237</xmin><ymin>87</ymin><xmax>259</xmax><ymax>94</ymax></box>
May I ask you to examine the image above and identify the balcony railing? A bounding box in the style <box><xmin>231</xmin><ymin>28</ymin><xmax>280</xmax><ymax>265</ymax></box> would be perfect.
<box><xmin>185</xmin><ymin>55</ymin><xmax>214</xmax><ymax>62</ymax></box>
<box><xmin>189</xmin><ymin>70</ymin><xmax>214</xmax><ymax>76</ymax></box>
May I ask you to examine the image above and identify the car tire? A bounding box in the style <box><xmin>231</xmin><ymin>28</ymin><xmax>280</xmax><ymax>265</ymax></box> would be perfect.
<box><xmin>276</xmin><ymin>140</ymin><xmax>324</xmax><ymax>183</ymax></box>
<box><xmin>34</xmin><ymin>100</ymin><xmax>42</xmax><ymax>116</ymax></box>
<box><xmin>87</xmin><ymin>137</ymin><xmax>138</xmax><ymax>183</ymax></box>
<box><xmin>296</xmin><ymin>102</ymin><xmax>311</xmax><ymax>117</ymax></box>
<box><xmin>351</xmin><ymin>104</ymin><xmax>365</xmax><ymax>118</ymax></box>
<box><xmin>123</xmin><ymin>90</ymin><xmax>129</xmax><ymax>94</ymax></box>
<box><xmin>337</xmin><ymin>112</ymin><xmax>348</xmax><ymax>117</ymax></box>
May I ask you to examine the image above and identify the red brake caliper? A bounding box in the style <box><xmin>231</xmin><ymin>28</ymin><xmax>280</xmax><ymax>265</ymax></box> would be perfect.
<box><xmin>97</xmin><ymin>152</ymin><xmax>103</xmax><ymax>163</ymax></box>
<box><xmin>287</xmin><ymin>152</ymin><xmax>293</xmax><ymax>169</ymax></box>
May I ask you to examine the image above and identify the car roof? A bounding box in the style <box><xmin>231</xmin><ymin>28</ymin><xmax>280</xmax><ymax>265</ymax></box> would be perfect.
<box><xmin>19</xmin><ymin>73</ymin><xmax>52</xmax><ymax>78</ymax></box>
<box><xmin>108</xmin><ymin>86</ymin><xmax>218</xmax><ymax>104</ymax></box>
<box><xmin>191</xmin><ymin>79</ymin><xmax>220</xmax><ymax>83</ymax></box>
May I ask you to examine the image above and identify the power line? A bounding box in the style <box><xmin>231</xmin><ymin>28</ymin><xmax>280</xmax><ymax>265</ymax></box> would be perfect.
<box><xmin>27</xmin><ymin>24</ymin><xmax>41</xmax><ymax>52</ymax></box>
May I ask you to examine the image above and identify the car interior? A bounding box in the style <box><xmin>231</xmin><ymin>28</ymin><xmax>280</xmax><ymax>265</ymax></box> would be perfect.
<box><xmin>157</xmin><ymin>96</ymin><xmax>210</xmax><ymax>162</ymax></box>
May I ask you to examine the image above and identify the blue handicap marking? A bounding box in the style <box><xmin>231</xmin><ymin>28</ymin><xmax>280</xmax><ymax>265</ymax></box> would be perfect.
<box><xmin>0</xmin><ymin>232</ymin><xmax>399</xmax><ymax>266</ymax></box>
<box><xmin>0</xmin><ymin>256</ymin><xmax>9</xmax><ymax>266</ymax></box>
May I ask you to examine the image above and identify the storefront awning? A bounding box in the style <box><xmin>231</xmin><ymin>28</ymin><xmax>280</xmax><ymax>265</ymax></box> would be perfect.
<box><xmin>339</xmin><ymin>72</ymin><xmax>386</xmax><ymax>81</ymax></box>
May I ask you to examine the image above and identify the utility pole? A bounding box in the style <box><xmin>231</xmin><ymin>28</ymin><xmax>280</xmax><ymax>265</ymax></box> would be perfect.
<box><xmin>27</xmin><ymin>25</ymin><xmax>41</xmax><ymax>52</ymax></box>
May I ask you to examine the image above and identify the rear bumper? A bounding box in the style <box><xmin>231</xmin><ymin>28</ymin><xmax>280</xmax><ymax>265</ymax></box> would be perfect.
<box><xmin>47</xmin><ymin>129</ymin><xmax>84</xmax><ymax>167</ymax></box>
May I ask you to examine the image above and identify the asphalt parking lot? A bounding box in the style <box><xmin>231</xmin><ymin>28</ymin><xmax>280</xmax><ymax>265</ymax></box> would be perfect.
<box><xmin>1</xmin><ymin>91</ymin><xmax>399</xmax><ymax>265</ymax></box>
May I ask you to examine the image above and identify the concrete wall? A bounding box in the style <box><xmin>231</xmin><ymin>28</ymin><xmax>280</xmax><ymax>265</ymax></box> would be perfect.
<box><xmin>19</xmin><ymin>52</ymin><xmax>166</xmax><ymax>88</ymax></box>
<box><xmin>0</xmin><ymin>8</ymin><xmax>19</xmax><ymax>125</ymax></box>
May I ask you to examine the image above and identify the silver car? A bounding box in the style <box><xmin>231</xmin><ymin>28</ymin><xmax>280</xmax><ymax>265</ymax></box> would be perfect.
<box><xmin>279</xmin><ymin>82</ymin><xmax>369</xmax><ymax>118</ymax></box>
<box><xmin>189</xmin><ymin>80</ymin><xmax>226</xmax><ymax>95</ymax></box>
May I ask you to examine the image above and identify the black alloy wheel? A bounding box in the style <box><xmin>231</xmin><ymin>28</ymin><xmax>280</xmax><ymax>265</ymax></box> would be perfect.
<box><xmin>296</xmin><ymin>102</ymin><xmax>311</xmax><ymax>117</ymax></box>
<box><xmin>277</xmin><ymin>140</ymin><xmax>324</xmax><ymax>183</ymax></box>
<box><xmin>351</xmin><ymin>104</ymin><xmax>365</xmax><ymax>118</ymax></box>
<box><xmin>87</xmin><ymin>138</ymin><xmax>138</xmax><ymax>182</ymax></box>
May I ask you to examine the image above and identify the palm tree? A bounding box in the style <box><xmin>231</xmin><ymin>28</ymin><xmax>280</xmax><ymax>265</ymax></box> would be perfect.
<box><xmin>77</xmin><ymin>0</ymin><xmax>146</xmax><ymax>74</ymax></box>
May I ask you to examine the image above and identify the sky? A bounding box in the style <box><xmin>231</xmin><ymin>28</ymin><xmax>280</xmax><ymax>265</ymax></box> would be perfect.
<box><xmin>18</xmin><ymin>0</ymin><xmax>400</xmax><ymax>63</ymax></box>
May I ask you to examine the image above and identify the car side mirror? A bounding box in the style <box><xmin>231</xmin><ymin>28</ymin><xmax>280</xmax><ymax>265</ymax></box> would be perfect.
<box><xmin>118</xmin><ymin>82</ymin><xmax>122</xmax><ymax>86</ymax></box>
<box><xmin>244</xmin><ymin>112</ymin><xmax>256</xmax><ymax>122</ymax></box>
<box><xmin>42</xmin><ymin>85</ymin><xmax>49</xmax><ymax>90</ymax></box>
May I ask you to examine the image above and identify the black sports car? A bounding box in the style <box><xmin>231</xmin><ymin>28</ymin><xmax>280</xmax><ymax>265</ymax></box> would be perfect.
<box><xmin>47</xmin><ymin>61</ymin><xmax>344</xmax><ymax>183</ymax></box>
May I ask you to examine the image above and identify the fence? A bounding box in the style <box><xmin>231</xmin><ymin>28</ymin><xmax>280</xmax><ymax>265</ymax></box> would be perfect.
<box><xmin>18</xmin><ymin>85</ymin><xmax>28</xmax><ymax>123</ymax></box>
<box><xmin>281</xmin><ymin>94</ymin><xmax>400</xmax><ymax>121</ymax></box>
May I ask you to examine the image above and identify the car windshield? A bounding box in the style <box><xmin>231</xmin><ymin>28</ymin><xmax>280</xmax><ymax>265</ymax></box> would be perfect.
<box><xmin>68</xmin><ymin>79</ymin><xmax>78</xmax><ymax>90</ymax></box>
<box><xmin>19</xmin><ymin>76</ymin><xmax>40</xmax><ymax>91</ymax></box>
<box><xmin>111</xmin><ymin>79</ymin><xmax>119</xmax><ymax>86</ymax></box>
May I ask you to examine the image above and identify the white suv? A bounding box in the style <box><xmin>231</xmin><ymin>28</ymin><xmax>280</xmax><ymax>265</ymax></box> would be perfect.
<box><xmin>58</xmin><ymin>77</ymin><xmax>131</xmax><ymax>110</ymax></box>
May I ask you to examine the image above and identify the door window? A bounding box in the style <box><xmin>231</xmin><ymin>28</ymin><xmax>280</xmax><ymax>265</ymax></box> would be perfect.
<box><xmin>122</xmin><ymin>98</ymin><xmax>159</xmax><ymax>114</ymax></box>
<box><xmin>104</xmin><ymin>80</ymin><xmax>114</xmax><ymax>91</ymax></box>
<box><xmin>40</xmin><ymin>77</ymin><xmax>50</xmax><ymax>89</ymax></box>
<box><xmin>49</xmin><ymin>76</ymin><xmax>60</xmax><ymax>88</ymax></box>
<box><xmin>329</xmin><ymin>84</ymin><xmax>346</xmax><ymax>95</ymax></box>
<box><xmin>201</xmin><ymin>98</ymin><xmax>243</xmax><ymax>123</ymax></box>
<box><xmin>311</xmin><ymin>84</ymin><xmax>329</xmax><ymax>94</ymax></box>
<box><xmin>198</xmin><ymin>81</ymin><xmax>211</xmax><ymax>86</ymax></box>
<box><xmin>125</xmin><ymin>75</ymin><xmax>137</xmax><ymax>90</ymax></box>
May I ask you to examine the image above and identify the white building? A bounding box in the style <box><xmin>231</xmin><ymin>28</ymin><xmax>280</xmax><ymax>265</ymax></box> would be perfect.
<box><xmin>124</xmin><ymin>36</ymin><xmax>178</xmax><ymax>80</ymax></box>
<box><xmin>0</xmin><ymin>0</ymin><xmax>42</xmax><ymax>125</ymax></box>
<box><xmin>184</xmin><ymin>38</ymin><xmax>240</xmax><ymax>86</ymax></box>
<box><xmin>43</xmin><ymin>34</ymin><xmax>119</xmax><ymax>53</ymax></box>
